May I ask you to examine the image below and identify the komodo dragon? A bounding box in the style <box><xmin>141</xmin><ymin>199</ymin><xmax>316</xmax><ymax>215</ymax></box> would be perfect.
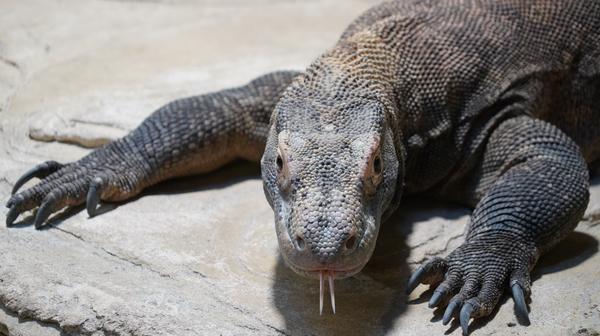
<box><xmin>5</xmin><ymin>0</ymin><xmax>600</xmax><ymax>334</ymax></box>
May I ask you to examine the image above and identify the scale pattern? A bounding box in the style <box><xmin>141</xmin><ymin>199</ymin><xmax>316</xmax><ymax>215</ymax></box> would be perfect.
<box><xmin>6</xmin><ymin>0</ymin><xmax>600</xmax><ymax>333</ymax></box>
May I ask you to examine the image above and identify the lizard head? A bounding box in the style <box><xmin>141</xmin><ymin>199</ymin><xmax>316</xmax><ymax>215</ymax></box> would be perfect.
<box><xmin>261</xmin><ymin>70</ymin><xmax>403</xmax><ymax>285</ymax></box>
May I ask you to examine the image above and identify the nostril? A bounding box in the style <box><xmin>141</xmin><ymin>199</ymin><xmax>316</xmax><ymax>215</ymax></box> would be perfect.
<box><xmin>295</xmin><ymin>235</ymin><xmax>306</xmax><ymax>251</ymax></box>
<box><xmin>345</xmin><ymin>234</ymin><xmax>357</xmax><ymax>251</ymax></box>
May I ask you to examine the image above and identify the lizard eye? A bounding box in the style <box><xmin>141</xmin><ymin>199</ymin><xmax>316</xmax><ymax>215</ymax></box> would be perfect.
<box><xmin>364</xmin><ymin>146</ymin><xmax>383</xmax><ymax>196</ymax></box>
<box><xmin>276</xmin><ymin>148</ymin><xmax>291</xmax><ymax>190</ymax></box>
<box><xmin>373</xmin><ymin>155</ymin><xmax>382</xmax><ymax>175</ymax></box>
<box><xmin>276</xmin><ymin>154</ymin><xmax>284</xmax><ymax>172</ymax></box>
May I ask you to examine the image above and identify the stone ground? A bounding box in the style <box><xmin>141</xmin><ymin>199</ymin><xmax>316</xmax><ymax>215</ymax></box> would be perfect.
<box><xmin>0</xmin><ymin>1</ymin><xmax>599</xmax><ymax>335</ymax></box>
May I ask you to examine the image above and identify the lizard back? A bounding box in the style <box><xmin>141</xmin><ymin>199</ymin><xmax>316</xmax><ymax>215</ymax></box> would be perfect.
<box><xmin>335</xmin><ymin>0</ymin><xmax>600</xmax><ymax>192</ymax></box>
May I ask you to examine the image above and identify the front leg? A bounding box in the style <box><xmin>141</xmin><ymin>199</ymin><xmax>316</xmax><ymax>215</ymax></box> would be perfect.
<box><xmin>6</xmin><ymin>71</ymin><xmax>301</xmax><ymax>228</ymax></box>
<box><xmin>407</xmin><ymin>116</ymin><xmax>590</xmax><ymax>334</ymax></box>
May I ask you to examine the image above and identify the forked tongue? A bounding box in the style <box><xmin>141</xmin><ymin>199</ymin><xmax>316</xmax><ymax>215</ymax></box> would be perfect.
<box><xmin>319</xmin><ymin>270</ymin><xmax>335</xmax><ymax>315</ymax></box>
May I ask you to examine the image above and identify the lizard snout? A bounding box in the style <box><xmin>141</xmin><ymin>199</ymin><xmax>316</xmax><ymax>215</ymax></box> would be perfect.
<box><xmin>278</xmin><ymin>212</ymin><xmax>372</xmax><ymax>280</ymax></box>
<box><xmin>294</xmin><ymin>233</ymin><xmax>358</xmax><ymax>256</ymax></box>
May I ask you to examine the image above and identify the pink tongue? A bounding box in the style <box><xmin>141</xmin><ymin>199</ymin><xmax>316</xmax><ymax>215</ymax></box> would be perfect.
<box><xmin>319</xmin><ymin>270</ymin><xmax>336</xmax><ymax>315</ymax></box>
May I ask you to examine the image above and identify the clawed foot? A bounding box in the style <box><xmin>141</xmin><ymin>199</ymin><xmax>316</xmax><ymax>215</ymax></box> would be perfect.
<box><xmin>6</xmin><ymin>148</ymin><xmax>142</xmax><ymax>228</ymax></box>
<box><xmin>406</xmin><ymin>236</ymin><xmax>538</xmax><ymax>335</ymax></box>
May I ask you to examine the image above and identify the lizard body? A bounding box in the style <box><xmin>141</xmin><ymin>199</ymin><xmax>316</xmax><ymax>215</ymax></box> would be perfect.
<box><xmin>6</xmin><ymin>0</ymin><xmax>600</xmax><ymax>334</ymax></box>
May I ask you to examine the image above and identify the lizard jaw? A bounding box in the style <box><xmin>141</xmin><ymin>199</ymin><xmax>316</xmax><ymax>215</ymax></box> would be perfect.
<box><xmin>285</xmin><ymin>261</ymin><xmax>365</xmax><ymax>279</ymax></box>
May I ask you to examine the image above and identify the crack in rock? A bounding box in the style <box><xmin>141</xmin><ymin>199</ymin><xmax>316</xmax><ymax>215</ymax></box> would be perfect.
<box><xmin>0</xmin><ymin>57</ymin><xmax>19</xmax><ymax>70</ymax></box>
<box><xmin>52</xmin><ymin>226</ymin><xmax>173</xmax><ymax>279</ymax></box>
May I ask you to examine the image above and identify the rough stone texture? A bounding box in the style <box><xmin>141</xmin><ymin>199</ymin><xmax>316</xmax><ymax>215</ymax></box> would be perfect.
<box><xmin>0</xmin><ymin>1</ymin><xmax>599</xmax><ymax>335</ymax></box>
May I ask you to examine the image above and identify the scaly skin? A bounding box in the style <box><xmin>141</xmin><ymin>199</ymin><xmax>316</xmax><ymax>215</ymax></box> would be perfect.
<box><xmin>6</xmin><ymin>71</ymin><xmax>298</xmax><ymax>223</ymax></box>
<box><xmin>6</xmin><ymin>0</ymin><xmax>600</xmax><ymax>334</ymax></box>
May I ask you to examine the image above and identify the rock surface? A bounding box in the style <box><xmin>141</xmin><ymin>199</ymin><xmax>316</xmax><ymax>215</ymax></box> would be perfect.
<box><xmin>0</xmin><ymin>1</ymin><xmax>599</xmax><ymax>335</ymax></box>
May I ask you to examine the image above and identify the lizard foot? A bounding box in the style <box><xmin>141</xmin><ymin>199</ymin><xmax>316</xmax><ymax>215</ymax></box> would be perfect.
<box><xmin>406</xmin><ymin>236</ymin><xmax>538</xmax><ymax>335</ymax></box>
<box><xmin>6</xmin><ymin>146</ymin><xmax>143</xmax><ymax>229</ymax></box>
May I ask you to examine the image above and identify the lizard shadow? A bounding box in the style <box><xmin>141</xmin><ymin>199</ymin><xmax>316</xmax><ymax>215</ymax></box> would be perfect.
<box><xmin>271</xmin><ymin>197</ymin><xmax>470</xmax><ymax>336</ymax></box>
<box><xmin>271</xmin><ymin>178</ymin><xmax>600</xmax><ymax>336</ymax></box>
<box><xmin>8</xmin><ymin>205</ymin><xmax>86</xmax><ymax>230</ymax></box>
<box><xmin>143</xmin><ymin>160</ymin><xmax>262</xmax><ymax>196</ymax></box>
<box><xmin>8</xmin><ymin>166</ymin><xmax>598</xmax><ymax>335</ymax></box>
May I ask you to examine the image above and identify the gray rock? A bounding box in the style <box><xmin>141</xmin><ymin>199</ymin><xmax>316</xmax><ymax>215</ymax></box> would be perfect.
<box><xmin>1</xmin><ymin>0</ymin><xmax>599</xmax><ymax>335</ymax></box>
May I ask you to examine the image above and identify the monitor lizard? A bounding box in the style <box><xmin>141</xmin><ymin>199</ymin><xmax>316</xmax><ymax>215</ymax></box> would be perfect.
<box><xmin>6</xmin><ymin>0</ymin><xmax>600</xmax><ymax>334</ymax></box>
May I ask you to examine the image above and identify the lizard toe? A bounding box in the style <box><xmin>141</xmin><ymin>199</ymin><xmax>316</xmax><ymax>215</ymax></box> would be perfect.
<box><xmin>11</xmin><ymin>160</ymin><xmax>64</xmax><ymax>195</ymax></box>
<box><xmin>406</xmin><ymin>257</ymin><xmax>447</xmax><ymax>295</ymax></box>
<box><xmin>439</xmin><ymin>277</ymin><xmax>480</xmax><ymax>323</ymax></box>
<box><xmin>510</xmin><ymin>268</ymin><xmax>532</xmax><ymax>325</ymax></box>
<box><xmin>6</xmin><ymin>185</ymin><xmax>50</xmax><ymax>226</ymax></box>
<box><xmin>442</xmin><ymin>297</ymin><xmax>461</xmax><ymax>325</ymax></box>
<box><xmin>86</xmin><ymin>175</ymin><xmax>108</xmax><ymax>217</ymax></box>
<box><xmin>456</xmin><ymin>279</ymin><xmax>504</xmax><ymax>334</ymax></box>
<box><xmin>34</xmin><ymin>180</ymin><xmax>89</xmax><ymax>229</ymax></box>
<box><xmin>428</xmin><ymin>269</ymin><xmax>463</xmax><ymax>308</ymax></box>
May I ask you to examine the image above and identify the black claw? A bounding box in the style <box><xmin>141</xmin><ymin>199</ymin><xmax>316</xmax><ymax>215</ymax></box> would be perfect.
<box><xmin>406</xmin><ymin>266</ymin><xmax>425</xmax><ymax>295</ymax></box>
<box><xmin>86</xmin><ymin>180</ymin><xmax>102</xmax><ymax>217</ymax></box>
<box><xmin>459</xmin><ymin>302</ymin><xmax>473</xmax><ymax>335</ymax></box>
<box><xmin>429</xmin><ymin>288</ymin><xmax>445</xmax><ymax>308</ymax></box>
<box><xmin>11</xmin><ymin>167</ymin><xmax>39</xmax><ymax>195</ymax></box>
<box><xmin>511</xmin><ymin>283</ymin><xmax>530</xmax><ymax>325</ymax></box>
<box><xmin>34</xmin><ymin>201</ymin><xmax>54</xmax><ymax>229</ymax></box>
<box><xmin>11</xmin><ymin>161</ymin><xmax>62</xmax><ymax>195</ymax></box>
<box><xmin>6</xmin><ymin>206</ymin><xmax>19</xmax><ymax>226</ymax></box>
<box><xmin>443</xmin><ymin>300</ymin><xmax>460</xmax><ymax>325</ymax></box>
